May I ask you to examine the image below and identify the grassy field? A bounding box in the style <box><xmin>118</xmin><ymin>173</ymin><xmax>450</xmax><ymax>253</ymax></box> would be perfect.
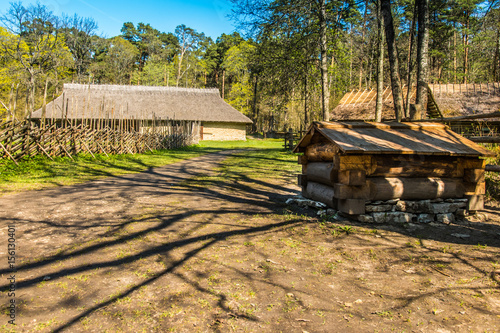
<box><xmin>0</xmin><ymin>139</ymin><xmax>284</xmax><ymax>195</ymax></box>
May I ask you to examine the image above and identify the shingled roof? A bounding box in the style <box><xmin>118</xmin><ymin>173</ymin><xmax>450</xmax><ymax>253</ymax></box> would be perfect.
<box><xmin>32</xmin><ymin>84</ymin><xmax>252</xmax><ymax>124</ymax></box>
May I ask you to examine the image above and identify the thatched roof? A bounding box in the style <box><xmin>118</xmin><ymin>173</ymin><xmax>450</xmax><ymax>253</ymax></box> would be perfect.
<box><xmin>332</xmin><ymin>83</ymin><xmax>500</xmax><ymax>120</ymax></box>
<box><xmin>32</xmin><ymin>84</ymin><xmax>252</xmax><ymax>124</ymax></box>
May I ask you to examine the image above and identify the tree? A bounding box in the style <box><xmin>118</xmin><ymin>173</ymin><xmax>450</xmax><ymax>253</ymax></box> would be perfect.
<box><xmin>230</xmin><ymin>0</ymin><xmax>355</xmax><ymax>122</ymax></box>
<box><xmin>1</xmin><ymin>1</ymin><xmax>65</xmax><ymax>116</ymax></box>
<box><xmin>415</xmin><ymin>0</ymin><xmax>429</xmax><ymax>113</ymax></box>
<box><xmin>375</xmin><ymin>0</ymin><xmax>384</xmax><ymax>122</ymax></box>
<box><xmin>90</xmin><ymin>37</ymin><xmax>138</xmax><ymax>84</ymax></box>
<box><xmin>61</xmin><ymin>14</ymin><xmax>98</xmax><ymax>81</ymax></box>
<box><xmin>381</xmin><ymin>0</ymin><xmax>404</xmax><ymax>121</ymax></box>
<box><xmin>174</xmin><ymin>24</ymin><xmax>202</xmax><ymax>87</ymax></box>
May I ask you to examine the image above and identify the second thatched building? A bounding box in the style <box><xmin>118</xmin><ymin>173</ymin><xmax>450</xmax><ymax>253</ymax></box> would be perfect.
<box><xmin>31</xmin><ymin>84</ymin><xmax>253</xmax><ymax>141</ymax></box>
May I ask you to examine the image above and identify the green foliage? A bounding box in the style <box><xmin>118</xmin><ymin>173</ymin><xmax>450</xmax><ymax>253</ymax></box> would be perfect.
<box><xmin>1</xmin><ymin>0</ymin><xmax>499</xmax><ymax>128</ymax></box>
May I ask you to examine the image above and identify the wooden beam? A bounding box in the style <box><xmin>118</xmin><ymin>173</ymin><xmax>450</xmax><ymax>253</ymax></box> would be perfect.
<box><xmin>468</xmin><ymin>136</ymin><xmax>500</xmax><ymax>143</ymax></box>
<box><xmin>338</xmin><ymin>199</ymin><xmax>365</xmax><ymax>215</ymax></box>
<box><xmin>305</xmin><ymin>142</ymin><xmax>338</xmax><ymax>162</ymax></box>
<box><xmin>306</xmin><ymin>162</ymin><xmax>336</xmax><ymax>186</ymax></box>
<box><xmin>466</xmin><ymin>194</ymin><xmax>484</xmax><ymax>212</ymax></box>
<box><xmin>486</xmin><ymin>164</ymin><xmax>500</xmax><ymax>172</ymax></box>
<box><xmin>414</xmin><ymin>111</ymin><xmax>500</xmax><ymax>122</ymax></box>
<box><xmin>334</xmin><ymin>177</ymin><xmax>465</xmax><ymax>201</ymax></box>
<box><xmin>303</xmin><ymin>181</ymin><xmax>336</xmax><ymax>208</ymax></box>
<box><xmin>464</xmin><ymin>168</ymin><xmax>485</xmax><ymax>183</ymax></box>
<box><xmin>297</xmin><ymin>174</ymin><xmax>307</xmax><ymax>187</ymax></box>
<box><xmin>298</xmin><ymin>155</ymin><xmax>308</xmax><ymax>165</ymax></box>
<box><xmin>464</xmin><ymin>181</ymin><xmax>485</xmax><ymax>195</ymax></box>
<box><xmin>333</xmin><ymin>155</ymin><xmax>374</xmax><ymax>173</ymax></box>
<box><xmin>338</xmin><ymin>169</ymin><xmax>366</xmax><ymax>186</ymax></box>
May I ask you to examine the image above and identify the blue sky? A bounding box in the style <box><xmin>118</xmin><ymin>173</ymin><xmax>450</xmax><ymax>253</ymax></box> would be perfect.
<box><xmin>0</xmin><ymin>0</ymin><xmax>238</xmax><ymax>39</ymax></box>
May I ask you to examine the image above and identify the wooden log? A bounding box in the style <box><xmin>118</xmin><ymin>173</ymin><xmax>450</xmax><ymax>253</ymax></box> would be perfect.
<box><xmin>333</xmin><ymin>183</ymin><xmax>371</xmax><ymax>200</ymax></box>
<box><xmin>36</xmin><ymin>142</ymin><xmax>54</xmax><ymax>161</ymax></box>
<box><xmin>303</xmin><ymin>181</ymin><xmax>336</xmax><ymax>208</ymax></box>
<box><xmin>306</xmin><ymin>162</ymin><xmax>336</xmax><ymax>185</ymax></box>
<box><xmin>468</xmin><ymin>136</ymin><xmax>500</xmax><ymax>143</ymax></box>
<box><xmin>338</xmin><ymin>169</ymin><xmax>366</xmax><ymax>186</ymax></box>
<box><xmin>334</xmin><ymin>177</ymin><xmax>465</xmax><ymax>201</ymax></box>
<box><xmin>297</xmin><ymin>174</ymin><xmax>307</xmax><ymax>186</ymax></box>
<box><xmin>466</xmin><ymin>194</ymin><xmax>484</xmax><ymax>212</ymax></box>
<box><xmin>338</xmin><ymin>199</ymin><xmax>365</xmax><ymax>215</ymax></box>
<box><xmin>298</xmin><ymin>155</ymin><xmax>308</xmax><ymax>165</ymax></box>
<box><xmin>486</xmin><ymin>164</ymin><xmax>500</xmax><ymax>172</ymax></box>
<box><xmin>305</xmin><ymin>142</ymin><xmax>337</xmax><ymax>162</ymax></box>
<box><xmin>0</xmin><ymin>141</ymin><xmax>18</xmax><ymax>165</ymax></box>
<box><xmin>333</xmin><ymin>155</ymin><xmax>374</xmax><ymax>173</ymax></box>
<box><xmin>414</xmin><ymin>111</ymin><xmax>500</xmax><ymax>122</ymax></box>
<box><xmin>464</xmin><ymin>168</ymin><xmax>485</xmax><ymax>183</ymax></box>
<box><xmin>371</xmin><ymin>155</ymin><xmax>461</xmax><ymax>178</ymax></box>
<box><xmin>464</xmin><ymin>181</ymin><xmax>485</xmax><ymax>195</ymax></box>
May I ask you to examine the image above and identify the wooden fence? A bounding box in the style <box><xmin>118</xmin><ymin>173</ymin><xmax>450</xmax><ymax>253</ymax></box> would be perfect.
<box><xmin>0</xmin><ymin>118</ymin><xmax>200</xmax><ymax>165</ymax></box>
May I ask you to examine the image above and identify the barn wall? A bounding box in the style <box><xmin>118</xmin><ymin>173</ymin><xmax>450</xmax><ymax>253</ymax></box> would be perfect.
<box><xmin>202</xmin><ymin>122</ymin><xmax>247</xmax><ymax>141</ymax></box>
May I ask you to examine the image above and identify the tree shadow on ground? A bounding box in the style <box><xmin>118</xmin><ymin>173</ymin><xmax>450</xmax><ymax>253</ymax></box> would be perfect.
<box><xmin>0</xmin><ymin>148</ymin><xmax>499</xmax><ymax>331</ymax></box>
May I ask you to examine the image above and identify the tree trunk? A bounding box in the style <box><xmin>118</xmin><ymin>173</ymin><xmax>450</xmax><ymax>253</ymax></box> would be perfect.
<box><xmin>319</xmin><ymin>0</ymin><xmax>330</xmax><ymax>121</ymax></box>
<box><xmin>304</xmin><ymin>75</ymin><xmax>308</xmax><ymax>127</ymax></box>
<box><xmin>375</xmin><ymin>0</ymin><xmax>384</xmax><ymax>122</ymax></box>
<box><xmin>222</xmin><ymin>69</ymin><xmax>225</xmax><ymax>99</ymax></box>
<box><xmin>463</xmin><ymin>13</ymin><xmax>470</xmax><ymax>84</ymax></box>
<box><xmin>493</xmin><ymin>29</ymin><xmax>499</xmax><ymax>81</ymax></box>
<box><xmin>358</xmin><ymin>0</ymin><xmax>368</xmax><ymax>90</ymax></box>
<box><xmin>381</xmin><ymin>0</ymin><xmax>404</xmax><ymax>122</ymax></box>
<box><xmin>252</xmin><ymin>75</ymin><xmax>259</xmax><ymax>132</ymax></box>
<box><xmin>405</xmin><ymin>1</ymin><xmax>417</xmax><ymax>118</ymax></box>
<box><xmin>415</xmin><ymin>0</ymin><xmax>429</xmax><ymax>115</ymax></box>
<box><xmin>42</xmin><ymin>76</ymin><xmax>49</xmax><ymax>126</ymax></box>
<box><xmin>454</xmin><ymin>27</ymin><xmax>457</xmax><ymax>84</ymax></box>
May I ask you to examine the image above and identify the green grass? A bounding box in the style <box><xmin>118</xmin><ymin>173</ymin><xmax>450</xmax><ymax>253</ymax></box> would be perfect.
<box><xmin>0</xmin><ymin>139</ymin><xmax>285</xmax><ymax>195</ymax></box>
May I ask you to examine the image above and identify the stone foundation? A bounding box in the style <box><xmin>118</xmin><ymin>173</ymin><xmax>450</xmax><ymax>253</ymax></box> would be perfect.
<box><xmin>356</xmin><ymin>198</ymin><xmax>468</xmax><ymax>224</ymax></box>
<box><xmin>287</xmin><ymin>195</ymin><xmax>471</xmax><ymax>225</ymax></box>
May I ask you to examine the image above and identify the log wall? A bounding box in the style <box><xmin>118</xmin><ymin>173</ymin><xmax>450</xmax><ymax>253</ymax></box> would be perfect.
<box><xmin>298</xmin><ymin>146</ymin><xmax>486</xmax><ymax>215</ymax></box>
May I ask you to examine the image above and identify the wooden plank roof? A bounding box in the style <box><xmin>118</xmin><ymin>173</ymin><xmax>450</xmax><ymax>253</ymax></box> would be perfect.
<box><xmin>294</xmin><ymin>121</ymin><xmax>495</xmax><ymax>157</ymax></box>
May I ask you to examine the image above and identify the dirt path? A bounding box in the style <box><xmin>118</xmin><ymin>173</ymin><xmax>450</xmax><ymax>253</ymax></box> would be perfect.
<box><xmin>0</xmin><ymin>150</ymin><xmax>246</xmax><ymax>254</ymax></box>
<box><xmin>0</xmin><ymin>149</ymin><xmax>499</xmax><ymax>333</ymax></box>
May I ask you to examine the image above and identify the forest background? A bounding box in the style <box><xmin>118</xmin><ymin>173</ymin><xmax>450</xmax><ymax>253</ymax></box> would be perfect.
<box><xmin>0</xmin><ymin>0</ymin><xmax>499</xmax><ymax>133</ymax></box>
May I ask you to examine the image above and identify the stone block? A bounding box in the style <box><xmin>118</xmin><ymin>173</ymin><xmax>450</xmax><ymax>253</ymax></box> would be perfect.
<box><xmin>432</xmin><ymin>202</ymin><xmax>466</xmax><ymax>214</ymax></box>
<box><xmin>366</xmin><ymin>204</ymin><xmax>393</xmax><ymax>212</ymax></box>
<box><xmin>357</xmin><ymin>214</ymin><xmax>375</xmax><ymax>223</ymax></box>
<box><xmin>417</xmin><ymin>213</ymin><xmax>435</xmax><ymax>223</ymax></box>
<box><xmin>372</xmin><ymin>212</ymin><xmax>414</xmax><ymax>224</ymax></box>
<box><xmin>396</xmin><ymin>200</ymin><xmax>433</xmax><ymax>213</ymax></box>
<box><xmin>437</xmin><ymin>213</ymin><xmax>455</xmax><ymax>224</ymax></box>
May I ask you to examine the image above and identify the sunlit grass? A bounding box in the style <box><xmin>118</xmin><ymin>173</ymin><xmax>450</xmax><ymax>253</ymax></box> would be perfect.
<box><xmin>0</xmin><ymin>139</ymin><xmax>285</xmax><ymax>195</ymax></box>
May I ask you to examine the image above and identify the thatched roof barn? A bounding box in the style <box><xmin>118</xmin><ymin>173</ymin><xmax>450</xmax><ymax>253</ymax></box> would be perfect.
<box><xmin>32</xmin><ymin>84</ymin><xmax>253</xmax><ymax>141</ymax></box>
<box><xmin>333</xmin><ymin>83</ymin><xmax>500</xmax><ymax>120</ymax></box>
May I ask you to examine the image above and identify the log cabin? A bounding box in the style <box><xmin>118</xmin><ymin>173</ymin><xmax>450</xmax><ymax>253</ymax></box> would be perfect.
<box><xmin>293</xmin><ymin>121</ymin><xmax>495</xmax><ymax>216</ymax></box>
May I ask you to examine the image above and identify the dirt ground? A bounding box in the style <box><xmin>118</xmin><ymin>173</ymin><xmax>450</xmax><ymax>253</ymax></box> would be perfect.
<box><xmin>0</xmin><ymin>149</ymin><xmax>499</xmax><ymax>332</ymax></box>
